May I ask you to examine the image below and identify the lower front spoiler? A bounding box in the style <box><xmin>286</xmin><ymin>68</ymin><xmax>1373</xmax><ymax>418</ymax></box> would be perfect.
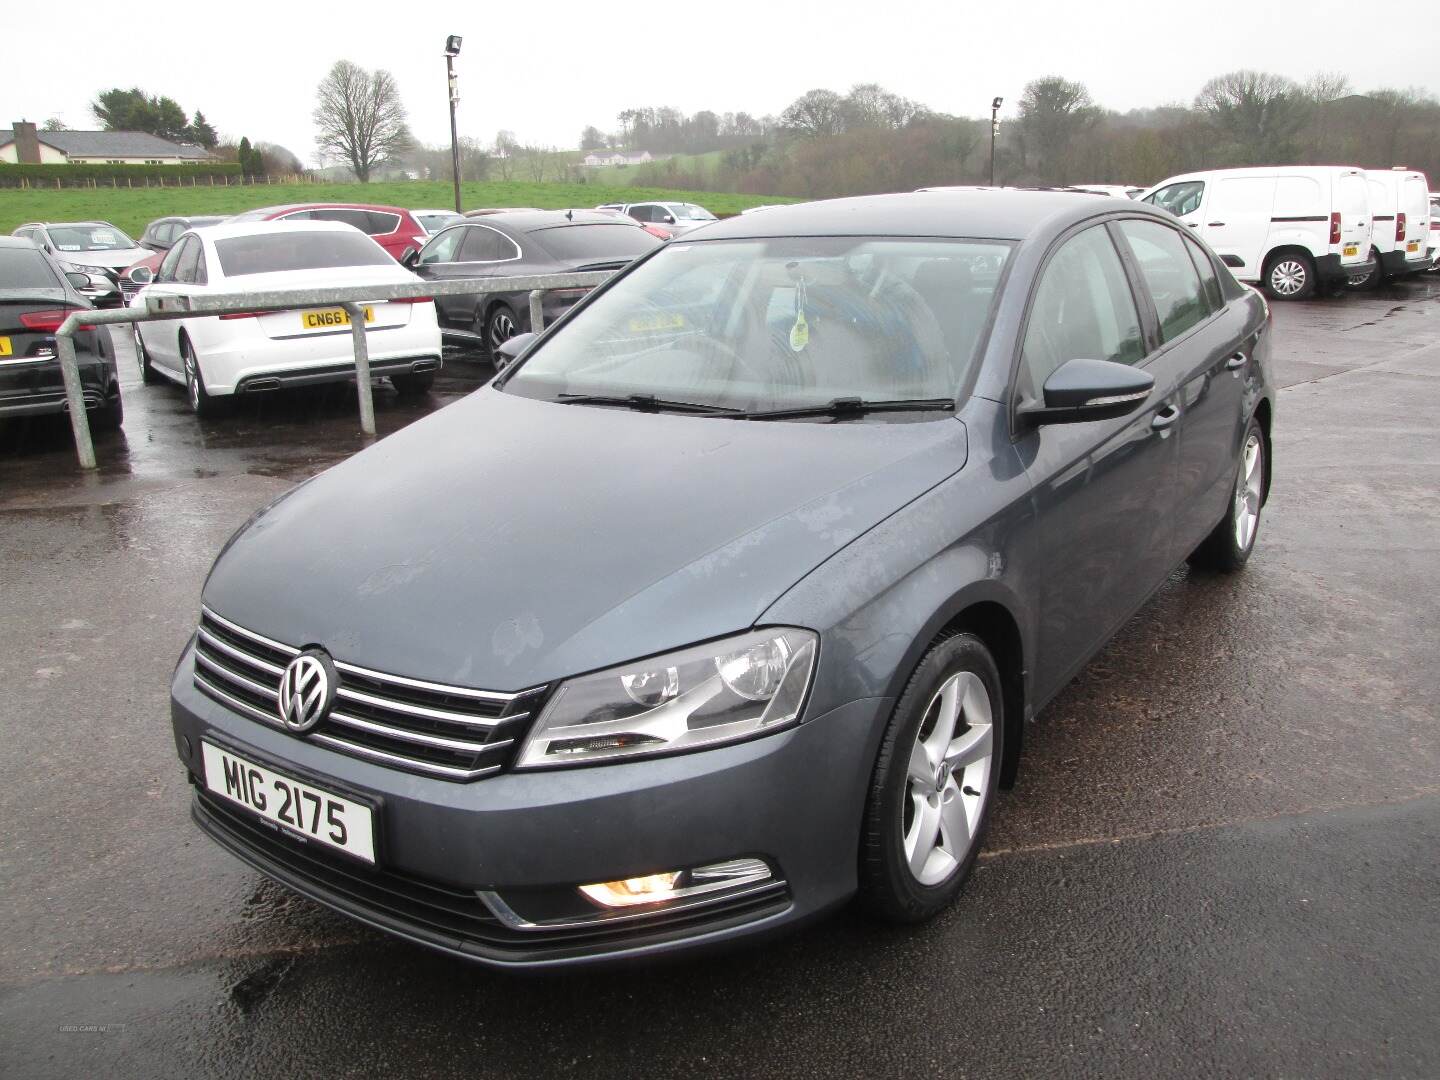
<box><xmin>192</xmin><ymin>787</ymin><xmax>797</xmax><ymax>969</ymax></box>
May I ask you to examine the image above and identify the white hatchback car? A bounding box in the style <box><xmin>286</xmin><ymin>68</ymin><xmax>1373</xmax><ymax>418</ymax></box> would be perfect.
<box><xmin>131</xmin><ymin>221</ymin><xmax>442</xmax><ymax>416</ymax></box>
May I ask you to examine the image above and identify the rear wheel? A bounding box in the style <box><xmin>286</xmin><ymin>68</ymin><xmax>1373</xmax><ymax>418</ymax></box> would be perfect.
<box><xmin>92</xmin><ymin>389</ymin><xmax>123</xmax><ymax>432</ymax></box>
<box><xmin>1263</xmin><ymin>252</ymin><xmax>1316</xmax><ymax>300</ymax></box>
<box><xmin>181</xmin><ymin>336</ymin><xmax>226</xmax><ymax>418</ymax></box>
<box><xmin>485</xmin><ymin>303</ymin><xmax>519</xmax><ymax>362</ymax></box>
<box><xmin>1347</xmin><ymin>248</ymin><xmax>1382</xmax><ymax>290</ymax></box>
<box><xmin>859</xmin><ymin>633</ymin><xmax>1003</xmax><ymax>923</ymax></box>
<box><xmin>133</xmin><ymin>324</ymin><xmax>161</xmax><ymax>385</ymax></box>
<box><xmin>1190</xmin><ymin>417</ymin><xmax>1267</xmax><ymax>572</ymax></box>
<box><xmin>391</xmin><ymin>372</ymin><xmax>434</xmax><ymax>397</ymax></box>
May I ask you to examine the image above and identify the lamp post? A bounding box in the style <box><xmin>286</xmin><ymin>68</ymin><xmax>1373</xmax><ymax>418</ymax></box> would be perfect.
<box><xmin>445</xmin><ymin>35</ymin><xmax>463</xmax><ymax>214</ymax></box>
<box><xmin>989</xmin><ymin>96</ymin><xmax>1003</xmax><ymax>187</ymax></box>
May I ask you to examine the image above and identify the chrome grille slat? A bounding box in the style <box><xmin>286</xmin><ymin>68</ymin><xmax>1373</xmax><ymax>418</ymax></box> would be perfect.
<box><xmin>193</xmin><ymin>609</ymin><xmax>537</xmax><ymax>782</ymax></box>
<box><xmin>197</xmin><ymin>627</ymin><xmax>286</xmax><ymax>677</ymax></box>
<box><xmin>195</xmin><ymin>649</ymin><xmax>279</xmax><ymax>701</ymax></box>
<box><xmin>333</xmin><ymin>684</ymin><xmax>522</xmax><ymax>729</ymax></box>
<box><xmin>308</xmin><ymin>733</ymin><xmax>501</xmax><ymax>780</ymax></box>
<box><xmin>328</xmin><ymin>710</ymin><xmax>505</xmax><ymax>755</ymax></box>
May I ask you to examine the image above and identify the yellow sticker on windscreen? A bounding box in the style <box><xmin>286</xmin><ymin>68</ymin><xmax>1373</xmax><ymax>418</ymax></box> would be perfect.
<box><xmin>789</xmin><ymin>279</ymin><xmax>810</xmax><ymax>352</ymax></box>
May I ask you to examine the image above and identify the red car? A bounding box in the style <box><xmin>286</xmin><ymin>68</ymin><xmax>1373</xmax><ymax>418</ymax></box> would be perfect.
<box><xmin>225</xmin><ymin>203</ymin><xmax>430</xmax><ymax>263</ymax></box>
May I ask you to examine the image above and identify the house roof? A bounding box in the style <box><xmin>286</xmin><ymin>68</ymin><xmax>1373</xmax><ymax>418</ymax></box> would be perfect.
<box><xmin>0</xmin><ymin>129</ymin><xmax>213</xmax><ymax>160</ymax></box>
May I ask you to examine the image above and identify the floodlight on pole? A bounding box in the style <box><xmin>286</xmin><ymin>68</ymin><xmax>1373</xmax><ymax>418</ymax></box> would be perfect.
<box><xmin>445</xmin><ymin>36</ymin><xmax>463</xmax><ymax>213</ymax></box>
<box><xmin>989</xmin><ymin>97</ymin><xmax>1003</xmax><ymax>188</ymax></box>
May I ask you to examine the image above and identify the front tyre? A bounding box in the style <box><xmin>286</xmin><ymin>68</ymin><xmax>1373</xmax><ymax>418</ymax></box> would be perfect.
<box><xmin>859</xmin><ymin>632</ymin><xmax>1003</xmax><ymax>924</ymax></box>
<box><xmin>485</xmin><ymin>303</ymin><xmax>519</xmax><ymax>362</ymax></box>
<box><xmin>1263</xmin><ymin>253</ymin><xmax>1316</xmax><ymax>301</ymax></box>
<box><xmin>133</xmin><ymin>324</ymin><xmax>161</xmax><ymax>385</ymax></box>
<box><xmin>1190</xmin><ymin>417</ymin><xmax>1267</xmax><ymax>572</ymax></box>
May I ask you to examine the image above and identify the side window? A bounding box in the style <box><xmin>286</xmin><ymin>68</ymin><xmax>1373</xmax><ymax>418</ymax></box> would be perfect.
<box><xmin>1183</xmin><ymin>234</ymin><xmax>1224</xmax><ymax>311</ymax></box>
<box><xmin>1118</xmin><ymin>220</ymin><xmax>1209</xmax><ymax>342</ymax></box>
<box><xmin>418</xmin><ymin>226</ymin><xmax>465</xmax><ymax>265</ymax></box>
<box><xmin>1021</xmin><ymin>225</ymin><xmax>1145</xmax><ymax>397</ymax></box>
<box><xmin>627</xmin><ymin>205</ymin><xmax>654</xmax><ymax>223</ymax></box>
<box><xmin>459</xmin><ymin>226</ymin><xmax>517</xmax><ymax>262</ymax></box>
<box><xmin>280</xmin><ymin>210</ymin><xmax>314</xmax><ymax>221</ymax></box>
<box><xmin>1145</xmin><ymin>181</ymin><xmax>1204</xmax><ymax>218</ymax></box>
<box><xmin>194</xmin><ymin>244</ymin><xmax>209</xmax><ymax>287</ymax></box>
<box><xmin>161</xmin><ymin>222</ymin><xmax>182</xmax><ymax>245</ymax></box>
<box><xmin>364</xmin><ymin>211</ymin><xmax>401</xmax><ymax>235</ymax></box>
<box><xmin>173</xmin><ymin>236</ymin><xmax>202</xmax><ymax>284</ymax></box>
<box><xmin>157</xmin><ymin>237</ymin><xmax>188</xmax><ymax>282</ymax></box>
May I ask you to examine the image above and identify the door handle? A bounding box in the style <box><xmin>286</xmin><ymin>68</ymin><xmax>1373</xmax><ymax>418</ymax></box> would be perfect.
<box><xmin>1184</xmin><ymin>221</ymin><xmax>1199</xmax><ymax>228</ymax></box>
<box><xmin>1225</xmin><ymin>352</ymin><xmax>1248</xmax><ymax>371</ymax></box>
<box><xmin>1151</xmin><ymin>404</ymin><xmax>1181</xmax><ymax>431</ymax></box>
<box><xmin>1207</xmin><ymin>221</ymin><xmax>1226</xmax><ymax>227</ymax></box>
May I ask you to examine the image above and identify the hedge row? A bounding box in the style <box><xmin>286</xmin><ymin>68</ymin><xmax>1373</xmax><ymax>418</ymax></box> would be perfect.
<box><xmin>0</xmin><ymin>162</ymin><xmax>244</xmax><ymax>187</ymax></box>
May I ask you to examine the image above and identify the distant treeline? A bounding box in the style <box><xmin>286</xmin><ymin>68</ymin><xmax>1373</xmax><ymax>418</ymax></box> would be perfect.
<box><xmin>586</xmin><ymin>73</ymin><xmax>1440</xmax><ymax>198</ymax></box>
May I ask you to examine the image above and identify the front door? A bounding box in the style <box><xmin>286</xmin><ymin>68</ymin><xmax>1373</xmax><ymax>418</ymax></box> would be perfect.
<box><xmin>1200</xmin><ymin>175</ymin><xmax>1274</xmax><ymax>279</ymax></box>
<box><xmin>1014</xmin><ymin>222</ymin><xmax>1185</xmax><ymax>703</ymax></box>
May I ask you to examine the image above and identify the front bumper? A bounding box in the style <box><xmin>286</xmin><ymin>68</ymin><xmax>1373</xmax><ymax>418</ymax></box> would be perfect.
<box><xmin>170</xmin><ymin>644</ymin><xmax>886</xmax><ymax>968</ymax></box>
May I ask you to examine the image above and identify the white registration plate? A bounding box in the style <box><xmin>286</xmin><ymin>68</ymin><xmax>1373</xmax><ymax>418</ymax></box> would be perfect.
<box><xmin>202</xmin><ymin>742</ymin><xmax>376</xmax><ymax>863</ymax></box>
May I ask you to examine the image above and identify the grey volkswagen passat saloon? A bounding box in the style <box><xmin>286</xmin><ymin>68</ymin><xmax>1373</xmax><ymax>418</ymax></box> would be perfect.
<box><xmin>171</xmin><ymin>190</ymin><xmax>1274</xmax><ymax>968</ymax></box>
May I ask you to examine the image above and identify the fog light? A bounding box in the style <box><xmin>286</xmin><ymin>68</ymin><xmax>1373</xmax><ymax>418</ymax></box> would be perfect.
<box><xmin>577</xmin><ymin>858</ymin><xmax>772</xmax><ymax>909</ymax></box>
<box><xmin>579</xmin><ymin>872</ymin><xmax>683</xmax><ymax>908</ymax></box>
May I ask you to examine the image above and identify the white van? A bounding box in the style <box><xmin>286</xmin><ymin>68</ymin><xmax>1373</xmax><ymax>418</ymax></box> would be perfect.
<box><xmin>1430</xmin><ymin>192</ymin><xmax>1440</xmax><ymax>269</ymax></box>
<box><xmin>1140</xmin><ymin>166</ymin><xmax>1374</xmax><ymax>300</ymax></box>
<box><xmin>1353</xmin><ymin>170</ymin><xmax>1433</xmax><ymax>284</ymax></box>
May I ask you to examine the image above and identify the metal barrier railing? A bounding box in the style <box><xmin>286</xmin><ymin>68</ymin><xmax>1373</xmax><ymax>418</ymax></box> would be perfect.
<box><xmin>53</xmin><ymin>271</ymin><xmax>614</xmax><ymax>469</ymax></box>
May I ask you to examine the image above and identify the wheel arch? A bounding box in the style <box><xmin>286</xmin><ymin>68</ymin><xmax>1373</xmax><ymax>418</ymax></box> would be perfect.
<box><xmin>1252</xmin><ymin>397</ymin><xmax>1274</xmax><ymax>505</ymax></box>
<box><xmin>936</xmin><ymin>600</ymin><xmax>1026</xmax><ymax>788</ymax></box>
<box><xmin>1261</xmin><ymin>244</ymin><xmax>1315</xmax><ymax>278</ymax></box>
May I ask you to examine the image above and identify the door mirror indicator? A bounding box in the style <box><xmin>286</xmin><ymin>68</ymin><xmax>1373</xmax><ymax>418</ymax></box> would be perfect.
<box><xmin>1021</xmin><ymin>358</ymin><xmax>1155</xmax><ymax>426</ymax></box>
<box><xmin>495</xmin><ymin>332</ymin><xmax>536</xmax><ymax>366</ymax></box>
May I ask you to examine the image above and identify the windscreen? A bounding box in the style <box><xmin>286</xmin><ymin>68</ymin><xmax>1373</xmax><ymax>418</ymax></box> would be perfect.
<box><xmin>0</xmin><ymin>247</ymin><xmax>61</xmax><ymax>289</ymax></box>
<box><xmin>533</xmin><ymin>224</ymin><xmax>661</xmax><ymax>261</ymax></box>
<box><xmin>215</xmin><ymin>232</ymin><xmax>393</xmax><ymax>276</ymax></box>
<box><xmin>415</xmin><ymin>212</ymin><xmax>463</xmax><ymax>233</ymax></box>
<box><xmin>503</xmin><ymin>236</ymin><xmax>1013</xmax><ymax>413</ymax></box>
<box><xmin>668</xmin><ymin>204</ymin><xmax>717</xmax><ymax>221</ymax></box>
<box><xmin>47</xmin><ymin>225</ymin><xmax>137</xmax><ymax>252</ymax></box>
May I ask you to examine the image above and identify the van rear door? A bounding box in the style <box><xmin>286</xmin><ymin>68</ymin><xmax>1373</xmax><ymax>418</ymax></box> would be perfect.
<box><xmin>1335</xmin><ymin>171</ymin><xmax>1372</xmax><ymax>268</ymax></box>
<box><xmin>1204</xmin><ymin>176</ymin><xmax>1274</xmax><ymax>278</ymax></box>
<box><xmin>1401</xmin><ymin>174</ymin><xmax>1430</xmax><ymax>258</ymax></box>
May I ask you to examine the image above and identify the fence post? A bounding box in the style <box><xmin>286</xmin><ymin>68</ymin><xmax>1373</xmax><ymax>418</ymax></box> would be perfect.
<box><xmin>528</xmin><ymin>289</ymin><xmax>545</xmax><ymax>335</ymax></box>
<box><xmin>343</xmin><ymin>302</ymin><xmax>377</xmax><ymax>437</ymax></box>
<box><xmin>54</xmin><ymin>329</ymin><xmax>97</xmax><ymax>470</ymax></box>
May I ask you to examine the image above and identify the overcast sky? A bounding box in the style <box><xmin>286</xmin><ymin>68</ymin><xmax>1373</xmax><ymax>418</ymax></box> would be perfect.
<box><xmin>6</xmin><ymin>0</ymin><xmax>1433</xmax><ymax>165</ymax></box>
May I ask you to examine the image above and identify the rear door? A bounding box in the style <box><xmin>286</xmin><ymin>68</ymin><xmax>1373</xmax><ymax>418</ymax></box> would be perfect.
<box><xmin>1335</xmin><ymin>171</ymin><xmax>1372</xmax><ymax>269</ymax></box>
<box><xmin>1400</xmin><ymin>175</ymin><xmax>1430</xmax><ymax>260</ymax></box>
<box><xmin>137</xmin><ymin>235</ymin><xmax>200</xmax><ymax>373</ymax></box>
<box><xmin>1116</xmin><ymin>218</ymin><xmax>1254</xmax><ymax>558</ymax></box>
<box><xmin>1016</xmin><ymin>221</ymin><xmax>1184</xmax><ymax>702</ymax></box>
<box><xmin>1202</xmin><ymin>176</ymin><xmax>1274</xmax><ymax>278</ymax></box>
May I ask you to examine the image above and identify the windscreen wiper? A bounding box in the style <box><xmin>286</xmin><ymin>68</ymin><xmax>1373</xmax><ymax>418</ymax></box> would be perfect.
<box><xmin>744</xmin><ymin>397</ymin><xmax>956</xmax><ymax>421</ymax></box>
<box><xmin>555</xmin><ymin>393</ymin><xmax>745</xmax><ymax>416</ymax></box>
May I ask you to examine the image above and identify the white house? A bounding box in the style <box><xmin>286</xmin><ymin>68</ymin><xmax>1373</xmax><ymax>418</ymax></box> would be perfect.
<box><xmin>583</xmin><ymin>150</ymin><xmax>654</xmax><ymax>168</ymax></box>
<box><xmin>0</xmin><ymin>122</ymin><xmax>213</xmax><ymax>165</ymax></box>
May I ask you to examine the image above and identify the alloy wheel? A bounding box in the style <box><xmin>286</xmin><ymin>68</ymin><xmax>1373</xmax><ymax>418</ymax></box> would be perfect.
<box><xmin>1234</xmin><ymin>432</ymin><xmax>1264</xmax><ymax>551</ymax></box>
<box><xmin>184</xmin><ymin>348</ymin><xmax>200</xmax><ymax>409</ymax></box>
<box><xmin>902</xmin><ymin>670</ymin><xmax>994</xmax><ymax>886</ymax></box>
<box><xmin>488</xmin><ymin>308</ymin><xmax>516</xmax><ymax>352</ymax></box>
<box><xmin>1270</xmin><ymin>260</ymin><xmax>1308</xmax><ymax>297</ymax></box>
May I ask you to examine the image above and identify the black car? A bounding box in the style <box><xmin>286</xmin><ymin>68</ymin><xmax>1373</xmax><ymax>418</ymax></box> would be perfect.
<box><xmin>405</xmin><ymin>210</ymin><xmax>662</xmax><ymax>358</ymax></box>
<box><xmin>138</xmin><ymin>215</ymin><xmax>229</xmax><ymax>254</ymax></box>
<box><xmin>0</xmin><ymin>236</ymin><xmax>121</xmax><ymax>430</ymax></box>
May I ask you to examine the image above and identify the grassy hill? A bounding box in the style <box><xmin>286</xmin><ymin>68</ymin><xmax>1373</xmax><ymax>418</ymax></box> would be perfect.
<box><xmin>0</xmin><ymin>180</ymin><xmax>794</xmax><ymax>238</ymax></box>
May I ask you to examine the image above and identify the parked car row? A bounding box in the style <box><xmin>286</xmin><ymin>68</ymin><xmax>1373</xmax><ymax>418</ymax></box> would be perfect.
<box><xmin>1139</xmin><ymin>165</ymin><xmax>1434</xmax><ymax>299</ymax></box>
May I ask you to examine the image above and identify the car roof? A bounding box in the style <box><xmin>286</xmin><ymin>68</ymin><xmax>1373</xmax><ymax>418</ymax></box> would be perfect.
<box><xmin>470</xmin><ymin>209</ymin><xmax>639</xmax><ymax>232</ymax></box>
<box><xmin>186</xmin><ymin>220</ymin><xmax>370</xmax><ymax>241</ymax></box>
<box><xmin>232</xmin><ymin>202</ymin><xmax>412</xmax><ymax>217</ymax></box>
<box><xmin>18</xmin><ymin>220</ymin><xmax>119</xmax><ymax>229</ymax></box>
<box><xmin>0</xmin><ymin>234</ymin><xmax>42</xmax><ymax>248</ymax></box>
<box><xmin>685</xmin><ymin>189</ymin><xmax>1146</xmax><ymax>243</ymax></box>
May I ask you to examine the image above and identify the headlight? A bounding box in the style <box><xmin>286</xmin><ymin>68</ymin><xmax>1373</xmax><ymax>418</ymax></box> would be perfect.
<box><xmin>516</xmin><ymin>627</ymin><xmax>818</xmax><ymax>767</ymax></box>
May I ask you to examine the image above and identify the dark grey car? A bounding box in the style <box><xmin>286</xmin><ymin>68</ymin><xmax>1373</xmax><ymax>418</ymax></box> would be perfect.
<box><xmin>170</xmin><ymin>190</ymin><xmax>1274</xmax><ymax>968</ymax></box>
<box><xmin>404</xmin><ymin>210</ymin><xmax>661</xmax><ymax>358</ymax></box>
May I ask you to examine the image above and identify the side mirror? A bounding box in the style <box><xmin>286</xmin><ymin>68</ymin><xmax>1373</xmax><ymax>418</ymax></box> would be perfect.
<box><xmin>495</xmin><ymin>332</ymin><xmax>536</xmax><ymax>366</ymax></box>
<box><xmin>1021</xmin><ymin>357</ymin><xmax>1154</xmax><ymax>425</ymax></box>
<box><xmin>400</xmin><ymin>248</ymin><xmax>420</xmax><ymax>269</ymax></box>
<box><xmin>64</xmin><ymin>271</ymin><xmax>92</xmax><ymax>290</ymax></box>
<box><xmin>662</xmin><ymin>214</ymin><xmax>676</xmax><ymax>224</ymax></box>
<box><xmin>128</xmin><ymin>265</ymin><xmax>154</xmax><ymax>285</ymax></box>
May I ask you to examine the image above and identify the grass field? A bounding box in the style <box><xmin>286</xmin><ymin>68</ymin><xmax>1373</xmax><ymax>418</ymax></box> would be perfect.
<box><xmin>0</xmin><ymin>180</ymin><xmax>792</xmax><ymax>238</ymax></box>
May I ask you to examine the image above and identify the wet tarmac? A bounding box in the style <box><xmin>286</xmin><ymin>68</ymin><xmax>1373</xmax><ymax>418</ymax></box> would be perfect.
<box><xmin>2</xmin><ymin>282</ymin><xmax>1439</xmax><ymax>1078</ymax></box>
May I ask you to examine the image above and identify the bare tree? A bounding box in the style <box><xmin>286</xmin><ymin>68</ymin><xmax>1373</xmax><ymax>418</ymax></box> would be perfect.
<box><xmin>780</xmin><ymin>89</ymin><xmax>847</xmax><ymax>137</ymax></box>
<box><xmin>313</xmin><ymin>60</ymin><xmax>412</xmax><ymax>182</ymax></box>
<box><xmin>1017</xmin><ymin>76</ymin><xmax>1099</xmax><ymax>183</ymax></box>
<box><xmin>1195</xmin><ymin>70</ymin><xmax>1308</xmax><ymax>159</ymax></box>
